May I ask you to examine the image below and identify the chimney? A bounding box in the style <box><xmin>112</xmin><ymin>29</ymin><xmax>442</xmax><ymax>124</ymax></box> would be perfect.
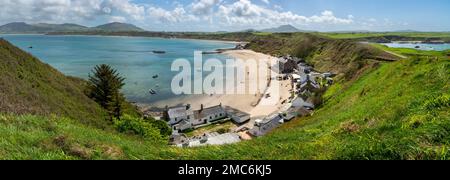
<box><xmin>200</xmin><ymin>104</ymin><xmax>204</xmax><ymax>112</ymax></box>
<box><xmin>186</xmin><ymin>104</ymin><xmax>191</xmax><ymax>110</ymax></box>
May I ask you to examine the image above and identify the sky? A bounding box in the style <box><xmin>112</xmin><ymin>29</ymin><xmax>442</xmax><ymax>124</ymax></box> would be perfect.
<box><xmin>1</xmin><ymin>0</ymin><xmax>449</xmax><ymax>32</ymax></box>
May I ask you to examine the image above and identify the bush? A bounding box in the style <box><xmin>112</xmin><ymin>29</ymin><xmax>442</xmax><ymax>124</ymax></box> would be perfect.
<box><xmin>217</xmin><ymin>128</ymin><xmax>229</xmax><ymax>134</ymax></box>
<box><xmin>145</xmin><ymin>118</ymin><xmax>172</xmax><ymax>137</ymax></box>
<box><xmin>113</xmin><ymin>115</ymin><xmax>164</xmax><ymax>142</ymax></box>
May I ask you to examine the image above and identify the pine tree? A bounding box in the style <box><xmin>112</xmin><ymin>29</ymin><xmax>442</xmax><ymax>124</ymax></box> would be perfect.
<box><xmin>88</xmin><ymin>64</ymin><xmax>125</xmax><ymax>121</ymax></box>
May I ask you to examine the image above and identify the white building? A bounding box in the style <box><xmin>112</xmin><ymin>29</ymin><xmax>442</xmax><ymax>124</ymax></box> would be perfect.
<box><xmin>167</xmin><ymin>105</ymin><xmax>194</xmax><ymax>125</ymax></box>
<box><xmin>193</xmin><ymin>104</ymin><xmax>227</xmax><ymax>125</ymax></box>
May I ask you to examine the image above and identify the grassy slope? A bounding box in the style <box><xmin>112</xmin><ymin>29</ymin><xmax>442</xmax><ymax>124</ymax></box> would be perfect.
<box><xmin>0</xmin><ymin>35</ymin><xmax>448</xmax><ymax>160</ymax></box>
<box><xmin>182</xmin><ymin>51</ymin><xmax>449</xmax><ymax>160</ymax></box>
<box><xmin>245</xmin><ymin>33</ymin><xmax>399</xmax><ymax>80</ymax></box>
<box><xmin>0</xmin><ymin>39</ymin><xmax>139</xmax><ymax>129</ymax></box>
<box><xmin>0</xmin><ymin>39</ymin><xmax>109</xmax><ymax>128</ymax></box>
<box><xmin>1</xmin><ymin>51</ymin><xmax>447</xmax><ymax>160</ymax></box>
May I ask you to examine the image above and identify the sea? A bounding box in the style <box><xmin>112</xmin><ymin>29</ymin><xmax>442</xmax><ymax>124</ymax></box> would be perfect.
<box><xmin>381</xmin><ymin>42</ymin><xmax>450</xmax><ymax>51</ymax></box>
<box><xmin>1</xmin><ymin>34</ymin><xmax>236</xmax><ymax>104</ymax></box>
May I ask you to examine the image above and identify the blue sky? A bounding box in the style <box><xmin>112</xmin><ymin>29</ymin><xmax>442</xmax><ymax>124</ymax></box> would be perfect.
<box><xmin>1</xmin><ymin>0</ymin><xmax>449</xmax><ymax>32</ymax></box>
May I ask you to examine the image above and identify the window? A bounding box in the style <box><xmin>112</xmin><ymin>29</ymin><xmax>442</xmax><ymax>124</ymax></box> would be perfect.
<box><xmin>187</xmin><ymin>116</ymin><xmax>190</xmax><ymax>119</ymax></box>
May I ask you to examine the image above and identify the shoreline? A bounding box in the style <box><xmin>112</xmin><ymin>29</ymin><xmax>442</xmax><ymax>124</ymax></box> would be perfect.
<box><xmin>1</xmin><ymin>33</ymin><xmax>246</xmax><ymax>45</ymax></box>
<box><xmin>142</xmin><ymin>49</ymin><xmax>292</xmax><ymax>125</ymax></box>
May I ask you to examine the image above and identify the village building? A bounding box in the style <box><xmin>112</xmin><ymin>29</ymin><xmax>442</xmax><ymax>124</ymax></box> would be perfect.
<box><xmin>273</xmin><ymin>55</ymin><xmax>300</xmax><ymax>74</ymax></box>
<box><xmin>249</xmin><ymin>114</ymin><xmax>284</xmax><ymax>137</ymax></box>
<box><xmin>224</xmin><ymin>106</ymin><xmax>251</xmax><ymax>124</ymax></box>
<box><xmin>193</xmin><ymin>104</ymin><xmax>227</xmax><ymax>125</ymax></box>
<box><xmin>168</xmin><ymin>104</ymin><xmax>228</xmax><ymax>132</ymax></box>
<box><xmin>173</xmin><ymin>119</ymin><xmax>192</xmax><ymax>132</ymax></box>
<box><xmin>234</xmin><ymin>44</ymin><xmax>246</xmax><ymax>50</ymax></box>
<box><xmin>166</xmin><ymin>105</ymin><xmax>193</xmax><ymax>125</ymax></box>
<box><xmin>292</xmin><ymin>97</ymin><xmax>315</xmax><ymax>110</ymax></box>
<box><xmin>296</xmin><ymin>74</ymin><xmax>320</xmax><ymax>96</ymax></box>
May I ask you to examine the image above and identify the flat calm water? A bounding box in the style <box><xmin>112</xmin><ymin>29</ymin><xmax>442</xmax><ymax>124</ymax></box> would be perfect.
<box><xmin>382</xmin><ymin>43</ymin><xmax>450</xmax><ymax>51</ymax></box>
<box><xmin>1</xmin><ymin>34</ymin><xmax>235</xmax><ymax>104</ymax></box>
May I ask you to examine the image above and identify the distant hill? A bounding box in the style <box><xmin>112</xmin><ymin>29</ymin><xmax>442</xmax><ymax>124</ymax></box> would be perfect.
<box><xmin>261</xmin><ymin>25</ymin><xmax>302</xmax><ymax>33</ymax></box>
<box><xmin>0</xmin><ymin>22</ymin><xmax>45</xmax><ymax>33</ymax></box>
<box><xmin>0</xmin><ymin>38</ymin><xmax>109</xmax><ymax>127</ymax></box>
<box><xmin>34</xmin><ymin>23</ymin><xmax>89</xmax><ymax>32</ymax></box>
<box><xmin>239</xmin><ymin>29</ymin><xmax>260</xmax><ymax>33</ymax></box>
<box><xmin>328</xmin><ymin>30</ymin><xmax>372</xmax><ymax>33</ymax></box>
<box><xmin>0</xmin><ymin>22</ymin><xmax>144</xmax><ymax>34</ymax></box>
<box><xmin>391</xmin><ymin>29</ymin><xmax>421</xmax><ymax>33</ymax></box>
<box><xmin>93</xmin><ymin>22</ymin><xmax>145</xmax><ymax>32</ymax></box>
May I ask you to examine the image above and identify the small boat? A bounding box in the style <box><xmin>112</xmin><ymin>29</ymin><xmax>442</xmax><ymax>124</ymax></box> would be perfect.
<box><xmin>415</xmin><ymin>46</ymin><xmax>420</xmax><ymax>49</ymax></box>
<box><xmin>149</xmin><ymin>89</ymin><xmax>157</xmax><ymax>95</ymax></box>
<box><xmin>152</xmin><ymin>75</ymin><xmax>159</xmax><ymax>79</ymax></box>
<box><xmin>152</xmin><ymin>50</ymin><xmax>166</xmax><ymax>54</ymax></box>
<box><xmin>28</xmin><ymin>46</ymin><xmax>33</xmax><ymax>49</ymax></box>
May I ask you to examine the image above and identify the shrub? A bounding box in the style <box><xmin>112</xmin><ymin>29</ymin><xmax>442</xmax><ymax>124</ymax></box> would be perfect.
<box><xmin>144</xmin><ymin>117</ymin><xmax>172</xmax><ymax>137</ymax></box>
<box><xmin>217</xmin><ymin>128</ymin><xmax>229</xmax><ymax>134</ymax></box>
<box><xmin>114</xmin><ymin>115</ymin><xmax>164</xmax><ymax>142</ymax></box>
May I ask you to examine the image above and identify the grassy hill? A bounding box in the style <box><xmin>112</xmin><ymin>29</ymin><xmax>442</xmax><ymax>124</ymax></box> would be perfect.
<box><xmin>93</xmin><ymin>22</ymin><xmax>145</xmax><ymax>32</ymax></box>
<box><xmin>245</xmin><ymin>33</ymin><xmax>399</xmax><ymax>80</ymax></box>
<box><xmin>185</xmin><ymin>52</ymin><xmax>449</xmax><ymax>160</ymax></box>
<box><xmin>0</xmin><ymin>38</ymin><xmax>110</xmax><ymax>128</ymax></box>
<box><xmin>0</xmin><ymin>35</ymin><xmax>448</xmax><ymax>159</ymax></box>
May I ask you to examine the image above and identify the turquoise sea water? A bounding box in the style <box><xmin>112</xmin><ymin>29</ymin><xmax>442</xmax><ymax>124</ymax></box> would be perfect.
<box><xmin>382</xmin><ymin>43</ymin><xmax>450</xmax><ymax>51</ymax></box>
<box><xmin>1</xmin><ymin>34</ymin><xmax>235</xmax><ymax>104</ymax></box>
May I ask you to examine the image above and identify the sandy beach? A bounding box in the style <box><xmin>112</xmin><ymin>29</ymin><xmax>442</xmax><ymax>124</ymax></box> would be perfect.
<box><xmin>149</xmin><ymin>50</ymin><xmax>292</xmax><ymax>122</ymax></box>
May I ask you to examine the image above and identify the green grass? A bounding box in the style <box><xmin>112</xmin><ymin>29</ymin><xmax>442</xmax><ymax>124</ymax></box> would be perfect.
<box><xmin>184</xmin><ymin>121</ymin><xmax>236</xmax><ymax>137</ymax></box>
<box><xmin>0</xmin><ymin>114</ymin><xmax>175</xmax><ymax>160</ymax></box>
<box><xmin>371</xmin><ymin>43</ymin><xmax>450</xmax><ymax>57</ymax></box>
<box><xmin>0</xmin><ymin>39</ymin><xmax>140</xmax><ymax>129</ymax></box>
<box><xmin>252</xmin><ymin>32</ymin><xmax>273</xmax><ymax>36</ymax></box>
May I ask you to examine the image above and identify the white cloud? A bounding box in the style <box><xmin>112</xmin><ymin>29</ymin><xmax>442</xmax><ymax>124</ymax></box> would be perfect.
<box><xmin>217</xmin><ymin>0</ymin><xmax>353</xmax><ymax>28</ymax></box>
<box><xmin>0</xmin><ymin>0</ymin><xmax>357</xmax><ymax>31</ymax></box>
<box><xmin>109</xmin><ymin>16</ymin><xmax>126</xmax><ymax>23</ymax></box>
<box><xmin>261</xmin><ymin>0</ymin><xmax>270</xmax><ymax>4</ymax></box>
<box><xmin>191</xmin><ymin>0</ymin><xmax>221</xmax><ymax>15</ymax></box>
<box><xmin>148</xmin><ymin>6</ymin><xmax>198</xmax><ymax>23</ymax></box>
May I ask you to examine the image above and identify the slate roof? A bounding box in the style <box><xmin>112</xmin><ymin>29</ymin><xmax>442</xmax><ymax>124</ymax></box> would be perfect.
<box><xmin>194</xmin><ymin>105</ymin><xmax>225</xmax><ymax>120</ymax></box>
<box><xmin>167</xmin><ymin>106</ymin><xmax>192</xmax><ymax>119</ymax></box>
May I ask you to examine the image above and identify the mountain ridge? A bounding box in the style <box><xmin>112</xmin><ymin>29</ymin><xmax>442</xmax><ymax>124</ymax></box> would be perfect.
<box><xmin>261</xmin><ymin>24</ymin><xmax>305</xmax><ymax>33</ymax></box>
<box><xmin>0</xmin><ymin>22</ymin><xmax>145</xmax><ymax>34</ymax></box>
